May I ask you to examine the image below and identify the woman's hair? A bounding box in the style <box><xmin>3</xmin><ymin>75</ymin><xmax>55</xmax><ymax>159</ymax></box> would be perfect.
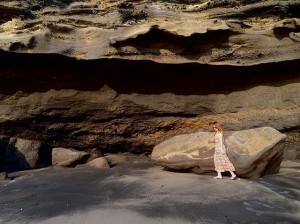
<box><xmin>212</xmin><ymin>121</ymin><xmax>223</xmax><ymax>133</ymax></box>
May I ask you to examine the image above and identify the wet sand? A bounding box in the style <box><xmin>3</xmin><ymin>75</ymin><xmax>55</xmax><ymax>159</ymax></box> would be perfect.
<box><xmin>0</xmin><ymin>160</ymin><xmax>299</xmax><ymax>224</ymax></box>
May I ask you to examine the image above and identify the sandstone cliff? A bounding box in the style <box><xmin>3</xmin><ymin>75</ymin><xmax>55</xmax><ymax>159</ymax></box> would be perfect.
<box><xmin>0</xmin><ymin>0</ymin><xmax>299</xmax><ymax>160</ymax></box>
<box><xmin>1</xmin><ymin>0</ymin><xmax>300</xmax><ymax>65</ymax></box>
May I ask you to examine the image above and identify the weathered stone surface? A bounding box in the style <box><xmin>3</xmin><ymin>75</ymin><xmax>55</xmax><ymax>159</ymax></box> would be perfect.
<box><xmin>283</xmin><ymin>131</ymin><xmax>300</xmax><ymax>160</ymax></box>
<box><xmin>52</xmin><ymin>147</ymin><xmax>89</xmax><ymax>167</ymax></box>
<box><xmin>0</xmin><ymin>0</ymin><xmax>299</xmax><ymax>65</ymax></box>
<box><xmin>0</xmin><ymin>81</ymin><xmax>298</xmax><ymax>153</ymax></box>
<box><xmin>151</xmin><ymin>127</ymin><xmax>286</xmax><ymax>179</ymax></box>
<box><xmin>87</xmin><ymin>157</ymin><xmax>110</xmax><ymax>169</ymax></box>
<box><xmin>3</xmin><ymin>138</ymin><xmax>52</xmax><ymax>171</ymax></box>
<box><xmin>0</xmin><ymin>0</ymin><xmax>299</xmax><ymax>158</ymax></box>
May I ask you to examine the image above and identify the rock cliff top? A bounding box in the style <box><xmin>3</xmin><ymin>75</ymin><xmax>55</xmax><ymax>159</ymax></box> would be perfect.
<box><xmin>0</xmin><ymin>0</ymin><xmax>300</xmax><ymax>65</ymax></box>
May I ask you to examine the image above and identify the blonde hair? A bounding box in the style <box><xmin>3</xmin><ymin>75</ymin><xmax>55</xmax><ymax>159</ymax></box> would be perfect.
<box><xmin>212</xmin><ymin>121</ymin><xmax>223</xmax><ymax>133</ymax></box>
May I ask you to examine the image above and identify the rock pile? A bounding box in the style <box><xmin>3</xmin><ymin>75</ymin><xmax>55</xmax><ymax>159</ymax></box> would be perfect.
<box><xmin>0</xmin><ymin>136</ymin><xmax>110</xmax><ymax>172</ymax></box>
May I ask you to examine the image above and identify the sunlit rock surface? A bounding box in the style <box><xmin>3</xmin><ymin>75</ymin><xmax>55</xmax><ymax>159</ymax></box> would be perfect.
<box><xmin>0</xmin><ymin>0</ymin><xmax>299</xmax><ymax>65</ymax></box>
<box><xmin>151</xmin><ymin>127</ymin><xmax>286</xmax><ymax>179</ymax></box>
<box><xmin>87</xmin><ymin>157</ymin><xmax>110</xmax><ymax>169</ymax></box>
<box><xmin>52</xmin><ymin>147</ymin><xmax>90</xmax><ymax>167</ymax></box>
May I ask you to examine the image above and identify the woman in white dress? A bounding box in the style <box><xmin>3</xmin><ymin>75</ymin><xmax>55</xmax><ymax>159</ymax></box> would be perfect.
<box><xmin>211</xmin><ymin>121</ymin><xmax>236</xmax><ymax>180</ymax></box>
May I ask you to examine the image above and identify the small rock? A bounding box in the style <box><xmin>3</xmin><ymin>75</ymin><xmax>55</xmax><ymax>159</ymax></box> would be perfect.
<box><xmin>87</xmin><ymin>157</ymin><xmax>110</xmax><ymax>169</ymax></box>
<box><xmin>0</xmin><ymin>172</ymin><xmax>8</xmax><ymax>181</ymax></box>
<box><xmin>52</xmin><ymin>148</ymin><xmax>89</xmax><ymax>167</ymax></box>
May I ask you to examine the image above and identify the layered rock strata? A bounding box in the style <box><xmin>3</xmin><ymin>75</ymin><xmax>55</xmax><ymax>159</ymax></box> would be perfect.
<box><xmin>0</xmin><ymin>52</ymin><xmax>299</xmax><ymax>156</ymax></box>
<box><xmin>0</xmin><ymin>0</ymin><xmax>299</xmax><ymax>162</ymax></box>
<box><xmin>0</xmin><ymin>0</ymin><xmax>299</xmax><ymax>65</ymax></box>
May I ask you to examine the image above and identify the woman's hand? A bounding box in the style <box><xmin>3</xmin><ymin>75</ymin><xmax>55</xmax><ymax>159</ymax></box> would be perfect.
<box><xmin>208</xmin><ymin>139</ymin><xmax>215</xmax><ymax>143</ymax></box>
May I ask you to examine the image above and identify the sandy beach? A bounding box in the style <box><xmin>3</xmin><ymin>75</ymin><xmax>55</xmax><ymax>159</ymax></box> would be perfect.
<box><xmin>0</xmin><ymin>160</ymin><xmax>299</xmax><ymax>224</ymax></box>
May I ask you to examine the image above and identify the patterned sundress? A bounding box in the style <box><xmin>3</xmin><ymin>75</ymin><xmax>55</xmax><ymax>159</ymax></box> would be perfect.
<box><xmin>214</xmin><ymin>132</ymin><xmax>235</xmax><ymax>172</ymax></box>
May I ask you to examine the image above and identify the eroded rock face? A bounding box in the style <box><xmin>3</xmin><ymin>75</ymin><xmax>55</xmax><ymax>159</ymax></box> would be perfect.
<box><xmin>0</xmin><ymin>52</ymin><xmax>299</xmax><ymax>158</ymax></box>
<box><xmin>283</xmin><ymin>131</ymin><xmax>300</xmax><ymax>160</ymax></box>
<box><xmin>151</xmin><ymin>127</ymin><xmax>286</xmax><ymax>179</ymax></box>
<box><xmin>0</xmin><ymin>0</ymin><xmax>299</xmax><ymax>65</ymax></box>
<box><xmin>0</xmin><ymin>78</ymin><xmax>298</xmax><ymax>153</ymax></box>
<box><xmin>52</xmin><ymin>147</ymin><xmax>90</xmax><ymax>167</ymax></box>
<box><xmin>0</xmin><ymin>0</ymin><xmax>299</xmax><ymax>159</ymax></box>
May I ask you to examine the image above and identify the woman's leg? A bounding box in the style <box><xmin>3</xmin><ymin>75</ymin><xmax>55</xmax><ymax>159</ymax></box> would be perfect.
<box><xmin>214</xmin><ymin>171</ymin><xmax>222</xmax><ymax>179</ymax></box>
<box><xmin>229</xmin><ymin>171</ymin><xmax>236</xmax><ymax>180</ymax></box>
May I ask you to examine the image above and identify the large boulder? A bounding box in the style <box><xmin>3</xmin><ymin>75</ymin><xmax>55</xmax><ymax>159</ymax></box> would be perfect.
<box><xmin>4</xmin><ymin>138</ymin><xmax>52</xmax><ymax>171</ymax></box>
<box><xmin>151</xmin><ymin>127</ymin><xmax>286</xmax><ymax>179</ymax></box>
<box><xmin>52</xmin><ymin>147</ymin><xmax>89</xmax><ymax>167</ymax></box>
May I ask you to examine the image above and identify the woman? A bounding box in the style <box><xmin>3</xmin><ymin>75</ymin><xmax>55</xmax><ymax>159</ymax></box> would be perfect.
<box><xmin>211</xmin><ymin>121</ymin><xmax>236</xmax><ymax>180</ymax></box>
